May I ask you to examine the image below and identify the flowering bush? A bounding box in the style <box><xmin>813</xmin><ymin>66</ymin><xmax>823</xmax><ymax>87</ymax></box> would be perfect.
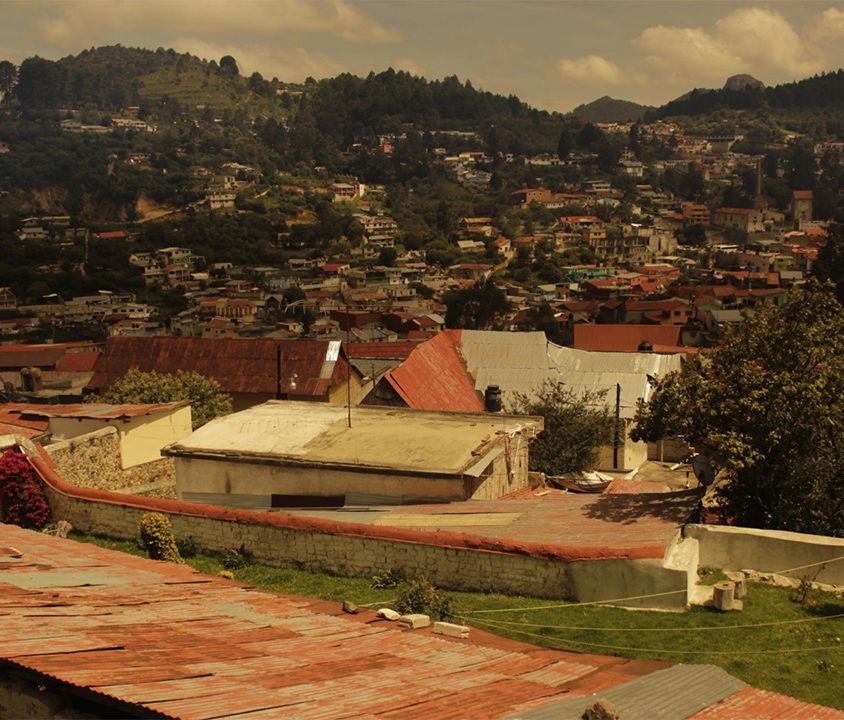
<box><xmin>0</xmin><ymin>447</ymin><xmax>50</xmax><ymax>529</ymax></box>
<box><xmin>139</xmin><ymin>512</ymin><xmax>183</xmax><ymax>563</ymax></box>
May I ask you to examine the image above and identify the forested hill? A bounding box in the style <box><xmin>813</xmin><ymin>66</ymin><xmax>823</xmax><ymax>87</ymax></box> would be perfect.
<box><xmin>650</xmin><ymin>70</ymin><xmax>844</xmax><ymax>119</ymax></box>
<box><xmin>294</xmin><ymin>69</ymin><xmax>565</xmax><ymax>156</ymax></box>
<box><xmin>8</xmin><ymin>45</ymin><xmax>566</xmax><ymax>154</ymax></box>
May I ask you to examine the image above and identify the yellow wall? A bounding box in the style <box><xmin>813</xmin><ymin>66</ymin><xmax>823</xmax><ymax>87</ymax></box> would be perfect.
<box><xmin>49</xmin><ymin>405</ymin><xmax>193</xmax><ymax>470</ymax></box>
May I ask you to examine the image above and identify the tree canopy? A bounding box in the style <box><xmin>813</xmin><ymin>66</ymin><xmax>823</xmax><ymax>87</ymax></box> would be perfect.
<box><xmin>95</xmin><ymin>368</ymin><xmax>232</xmax><ymax>429</ymax></box>
<box><xmin>510</xmin><ymin>380</ymin><xmax>614</xmax><ymax>476</ymax></box>
<box><xmin>632</xmin><ymin>284</ymin><xmax>844</xmax><ymax>536</ymax></box>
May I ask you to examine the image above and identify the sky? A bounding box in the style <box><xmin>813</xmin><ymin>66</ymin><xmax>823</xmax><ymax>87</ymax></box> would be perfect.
<box><xmin>2</xmin><ymin>0</ymin><xmax>844</xmax><ymax>113</ymax></box>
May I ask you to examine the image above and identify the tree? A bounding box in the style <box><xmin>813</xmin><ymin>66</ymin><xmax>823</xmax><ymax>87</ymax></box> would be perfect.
<box><xmin>813</xmin><ymin>223</ymin><xmax>844</xmax><ymax>302</ymax></box>
<box><xmin>96</xmin><ymin>369</ymin><xmax>232</xmax><ymax>430</ymax></box>
<box><xmin>509</xmin><ymin>380</ymin><xmax>613</xmax><ymax>476</ymax></box>
<box><xmin>632</xmin><ymin>284</ymin><xmax>844</xmax><ymax>536</ymax></box>
<box><xmin>557</xmin><ymin>129</ymin><xmax>572</xmax><ymax>160</ymax></box>
<box><xmin>443</xmin><ymin>279</ymin><xmax>510</xmax><ymax>329</ymax></box>
<box><xmin>219</xmin><ymin>55</ymin><xmax>239</xmax><ymax>76</ymax></box>
<box><xmin>0</xmin><ymin>60</ymin><xmax>16</xmax><ymax>100</ymax></box>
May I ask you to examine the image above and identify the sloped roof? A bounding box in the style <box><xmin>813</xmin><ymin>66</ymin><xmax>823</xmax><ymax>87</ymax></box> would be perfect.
<box><xmin>0</xmin><ymin>343</ymin><xmax>101</xmax><ymax>371</ymax></box>
<box><xmin>345</xmin><ymin>341</ymin><xmax>420</xmax><ymax>360</ymax></box>
<box><xmin>87</xmin><ymin>337</ymin><xmax>350</xmax><ymax>398</ymax></box>
<box><xmin>24</xmin><ymin>401</ymin><xmax>189</xmax><ymax>420</ymax></box>
<box><xmin>384</xmin><ymin>331</ymin><xmax>483</xmax><ymax>412</ymax></box>
<box><xmin>457</xmin><ymin>330</ymin><xmax>681</xmax><ymax>418</ymax></box>
<box><xmin>573</xmin><ymin>324</ymin><xmax>683</xmax><ymax>353</ymax></box>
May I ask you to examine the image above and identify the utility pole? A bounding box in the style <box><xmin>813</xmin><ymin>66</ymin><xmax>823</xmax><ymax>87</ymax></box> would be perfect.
<box><xmin>346</xmin><ymin>308</ymin><xmax>352</xmax><ymax>428</ymax></box>
<box><xmin>613</xmin><ymin>383</ymin><xmax>621</xmax><ymax>470</ymax></box>
<box><xmin>275</xmin><ymin>344</ymin><xmax>282</xmax><ymax>400</ymax></box>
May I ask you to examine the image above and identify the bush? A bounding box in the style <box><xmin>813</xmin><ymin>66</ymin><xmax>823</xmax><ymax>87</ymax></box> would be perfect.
<box><xmin>222</xmin><ymin>544</ymin><xmax>251</xmax><ymax>570</ymax></box>
<box><xmin>176</xmin><ymin>535</ymin><xmax>197</xmax><ymax>558</ymax></box>
<box><xmin>0</xmin><ymin>447</ymin><xmax>50</xmax><ymax>529</ymax></box>
<box><xmin>371</xmin><ymin>567</ymin><xmax>405</xmax><ymax>589</ymax></box>
<box><xmin>395</xmin><ymin>577</ymin><xmax>452</xmax><ymax>620</ymax></box>
<box><xmin>139</xmin><ymin>512</ymin><xmax>183</xmax><ymax>563</ymax></box>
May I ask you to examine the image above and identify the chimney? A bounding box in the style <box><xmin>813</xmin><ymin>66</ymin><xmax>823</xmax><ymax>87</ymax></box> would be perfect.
<box><xmin>484</xmin><ymin>385</ymin><xmax>502</xmax><ymax>413</ymax></box>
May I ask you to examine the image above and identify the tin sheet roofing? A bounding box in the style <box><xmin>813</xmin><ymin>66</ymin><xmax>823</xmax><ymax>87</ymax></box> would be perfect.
<box><xmin>87</xmin><ymin>337</ymin><xmax>349</xmax><ymax>398</ymax></box>
<box><xmin>23</xmin><ymin>401</ymin><xmax>190</xmax><ymax>420</ymax></box>
<box><xmin>0</xmin><ymin>524</ymin><xmax>668</xmax><ymax>720</ymax></box>
<box><xmin>573</xmin><ymin>325</ymin><xmax>684</xmax><ymax>353</ymax></box>
<box><xmin>456</xmin><ymin>331</ymin><xmax>680</xmax><ymax>419</ymax></box>
<box><xmin>385</xmin><ymin>331</ymin><xmax>483</xmax><ymax>412</ymax></box>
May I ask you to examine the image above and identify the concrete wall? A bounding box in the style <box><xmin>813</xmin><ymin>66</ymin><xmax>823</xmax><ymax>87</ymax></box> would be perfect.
<box><xmin>648</xmin><ymin>437</ymin><xmax>691</xmax><ymax>463</ymax></box>
<box><xmin>686</xmin><ymin>524</ymin><xmax>844</xmax><ymax>585</ymax></box>
<box><xmin>49</xmin><ymin>406</ymin><xmax>192</xmax><ymax>469</ymax></box>
<box><xmin>597</xmin><ymin>435</ymin><xmax>648</xmax><ymax>472</ymax></box>
<box><xmin>45</xmin><ymin>427</ymin><xmax>175</xmax><ymax>493</ymax></box>
<box><xmin>175</xmin><ymin>437</ymin><xmax>531</xmax><ymax>506</ymax></box>
<box><xmin>27</xmin><ymin>446</ymin><xmax>689</xmax><ymax>609</ymax></box>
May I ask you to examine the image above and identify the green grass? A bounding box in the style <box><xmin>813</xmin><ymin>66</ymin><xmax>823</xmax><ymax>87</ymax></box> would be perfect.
<box><xmin>69</xmin><ymin>532</ymin><xmax>844</xmax><ymax>710</ymax></box>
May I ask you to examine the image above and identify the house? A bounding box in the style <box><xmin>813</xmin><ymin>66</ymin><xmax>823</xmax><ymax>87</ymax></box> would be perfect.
<box><xmin>0</xmin><ymin>287</ymin><xmax>16</xmax><ymax>309</ymax></box>
<box><xmin>449</xmin><ymin>263</ymin><xmax>494</xmax><ymax>281</ymax></box>
<box><xmin>27</xmin><ymin>401</ymin><xmax>192</xmax><ymax>468</ymax></box>
<box><xmin>207</xmin><ymin>192</ymin><xmax>236</xmax><ymax>210</ymax></box>
<box><xmin>791</xmin><ymin>190</ymin><xmax>813</xmax><ymax>225</ymax></box>
<box><xmin>164</xmin><ymin>401</ymin><xmax>542</xmax><ymax>507</ymax></box>
<box><xmin>682</xmin><ymin>203</ymin><xmax>710</xmax><ymax>225</ymax></box>
<box><xmin>712</xmin><ymin>207</ymin><xmax>764</xmax><ymax>234</ymax></box>
<box><xmin>493</xmin><ymin>236</ymin><xmax>514</xmax><ymax>260</ymax></box>
<box><xmin>87</xmin><ymin>337</ymin><xmax>365</xmax><ymax>411</ymax></box>
<box><xmin>510</xmin><ymin>187</ymin><xmax>551</xmax><ymax>205</ymax></box>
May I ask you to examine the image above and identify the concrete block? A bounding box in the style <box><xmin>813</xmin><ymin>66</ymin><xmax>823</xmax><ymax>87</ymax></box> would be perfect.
<box><xmin>432</xmin><ymin>621</ymin><xmax>469</xmax><ymax>638</ymax></box>
<box><xmin>399</xmin><ymin>613</ymin><xmax>430</xmax><ymax>629</ymax></box>
<box><xmin>377</xmin><ymin>608</ymin><xmax>400</xmax><ymax>621</ymax></box>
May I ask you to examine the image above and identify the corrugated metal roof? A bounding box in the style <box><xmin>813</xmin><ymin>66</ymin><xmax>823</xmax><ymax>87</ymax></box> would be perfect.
<box><xmin>573</xmin><ymin>324</ymin><xmax>684</xmax><ymax>353</ymax></box>
<box><xmin>0</xmin><ymin>523</ymin><xmax>663</xmax><ymax>720</ymax></box>
<box><xmin>24</xmin><ymin>401</ymin><xmax>189</xmax><ymax>420</ymax></box>
<box><xmin>346</xmin><ymin>341</ymin><xmax>420</xmax><ymax>360</ymax></box>
<box><xmin>506</xmin><ymin>664</ymin><xmax>748</xmax><ymax>720</ymax></box>
<box><xmin>385</xmin><ymin>332</ymin><xmax>483</xmax><ymax>412</ymax></box>
<box><xmin>457</xmin><ymin>331</ymin><xmax>681</xmax><ymax>418</ymax></box>
<box><xmin>87</xmin><ymin>337</ymin><xmax>350</xmax><ymax>398</ymax></box>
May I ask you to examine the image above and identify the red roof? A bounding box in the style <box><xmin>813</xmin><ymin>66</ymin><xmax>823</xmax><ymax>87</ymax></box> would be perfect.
<box><xmin>0</xmin><ymin>404</ymin><xmax>50</xmax><ymax>435</ymax></box>
<box><xmin>22</xmin><ymin>401</ymin><xmax>189</xmax><ymax>420</ymax></box>
<box><xmin>95</xmin><ymin>230</ymin><xmax>126</xmax><ymax>239</ymax></box>
<box><xmin>573</xmin><ymin>324</ymin><xmax>684</xmax><ymax>352</ymax></box>
<box><xmin>384</xmin><ymin>330</ymin><xmax>483</xmax><ymax>412</ymax></box>
<box><xmin>345</xmin><ymin>341</ymin><xmax>419</xmax><ymax>360</ymax></box>
<box><xmin>87</xmin><ymin>337</ymin><xmax>350</xmax><ymax>398</ymax></box>
<box><xmin>792</xmin><ymin>190</ymin><xmax>814</xmax><ymax>200</ymax></box>
<box><xmin>0</xmin><ymin>343</ymin><xmax>101</xmax><ymax>371</ymax></box>
<box><xmin>54</xmin><ymin>351</ymin><xmax>101</xmax><ymax>373</ymax></box>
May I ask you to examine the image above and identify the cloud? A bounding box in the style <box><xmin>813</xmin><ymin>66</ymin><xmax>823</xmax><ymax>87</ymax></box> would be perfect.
<box><xmin>557</xmin><ymin>54</ymin><xmax>624</xmax><ymax>84</ymax></box>
<box><xmin>814</xmin><ymin>7</ymin><xmax>844</xmax><ymax>39</ymax></box>
<box><xmin>171</xmin><ymin>38</ymin><xmax>344</xmax><ymax>82</ymax></box>
<box><xmin>635</xmin><ymin>7</ymin><xmax>825</xmax><ymax>84</ymax></box>
<box><xmin>29</xmin><ymin>0</ymin><xmax>401</xmax><ymax>51</ymax></box>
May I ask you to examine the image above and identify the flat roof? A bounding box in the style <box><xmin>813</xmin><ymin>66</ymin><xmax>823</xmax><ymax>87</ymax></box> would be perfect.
<box><xmin>164</xmin><ymin>401</ymin><xmax>542</xmax><ymax>476</ymax></box>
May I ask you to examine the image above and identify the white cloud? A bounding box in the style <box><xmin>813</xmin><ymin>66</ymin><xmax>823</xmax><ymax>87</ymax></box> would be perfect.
<box><xmin>557</xmin><ymin>54</ymin><xmax>624</xmax><ymax>84</ymax></box>
<box><xmin>29</xmin><ymin>0</ymin><xmax>401</xmax><ymax>51</ymax></box>
<box><xmin>814</xmin><ymin>7</ymin><xmax>844</xmax><ymax>39</ymax></box>
<box><xmin>635</xmin><ymin>7</ymin><xmax>825</xmax><ymax>85</ymax></box>
<box><xmin>171</xmin><ymin>38</ymin><xmax>344</xmax><ymax>82</ymax></box>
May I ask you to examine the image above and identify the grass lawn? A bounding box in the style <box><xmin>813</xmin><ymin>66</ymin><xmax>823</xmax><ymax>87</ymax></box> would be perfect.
<box><xmin>70</xmin><ymin>532</ymin><xmax>844</xmax><ymax>710</ymax></box>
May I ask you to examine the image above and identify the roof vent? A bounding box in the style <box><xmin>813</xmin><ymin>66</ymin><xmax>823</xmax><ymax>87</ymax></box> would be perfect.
<box><xmin>484</xmin><ymin>385</ymin><xmax>502</xmax><ymax>413</ymax></box>
<box><xmin>638</xmin><ymin>340</ymin><xmax>653</xmax><ymax>353</ymax></box>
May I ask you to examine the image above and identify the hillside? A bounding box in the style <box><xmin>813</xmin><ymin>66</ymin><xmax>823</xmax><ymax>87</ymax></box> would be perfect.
<box><xmin>14</xmin><ymin>45</ymin><xmax>288</xmax><ymax>117</ymax></box>
<box><xmin>571</xmin><ymin>96</ymin><xmax>653</xmax><ymax>123</ymax></box>
<box><xmin>650</xmin><ymin>69</ymin><xmax>844</xmax><ymax>120</ymax></box>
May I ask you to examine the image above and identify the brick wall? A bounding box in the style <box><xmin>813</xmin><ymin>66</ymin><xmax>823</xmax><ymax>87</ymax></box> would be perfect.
<box><xmin>45</xmin><ymin>427</ymin><xmax>175</xmax><ymax>494</ymax></box>
<box><xmin>28</xmin><ymin>442</ymin><xmax>688</xmax><ymax>608</ymax></box>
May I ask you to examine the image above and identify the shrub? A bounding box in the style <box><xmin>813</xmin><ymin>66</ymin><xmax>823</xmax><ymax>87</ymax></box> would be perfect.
<box><xmin>176</xmin><ymin>535</ymin><xmax>197</xmax><ymax>558</ymax></box>
<box><xmin>0</xmin><ymin>447</ymin><xmax>50</xmax><ymax>529</ymax></box>
<box><xmin>371</xmin><ymin>567</ymin><xmax>405</xmax><ymax>589</ymax></box>
<box><xmin>139</xmin><ymin>512</ymin><xmax>183</xmax><ymax>563</ymax></box>
<box><xmin>222</xmin><ymin>544</ymin><xmax>251</xmax><ymax>570</ymax></box>
<box><xmin>395</xmin><ymin>577</ymin><xmax>452</xmax><ymax>620</ymax></box>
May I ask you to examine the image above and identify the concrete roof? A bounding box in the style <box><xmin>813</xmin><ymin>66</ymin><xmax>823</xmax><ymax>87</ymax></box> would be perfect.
<box><xmin>164</xmin><ymin>401</ymin><xmax>542</xmax><ymax>476</ymax></box>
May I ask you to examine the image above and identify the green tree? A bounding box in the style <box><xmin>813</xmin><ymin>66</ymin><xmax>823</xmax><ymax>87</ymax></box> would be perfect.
<box><xmin>813</xmin><ymin>223</ymin><xmax>844</xmax><ymax>302</ymax></box>
<box><xmin>444</xmin><ymin>279</ymin><xmax>510</xmax><ymax>329</ymax></box>
<box><xmin>96</xmin><ymin>369</ymin><xmax>232</xmax><ymax>430</ymax></box>
<box><xmin>557</xmin><ymin>129</ymin><xmax>572</xmax><ymax>160</ymax></box>
<box><xmin>509</xmin><ymin>380</ymin><xmax>614</xmax><ymax>476</ymax></box>
<box><xmin>632</xmin><ymin>284</ymin><xmax>844</xmax><ymax>536</ymax></box>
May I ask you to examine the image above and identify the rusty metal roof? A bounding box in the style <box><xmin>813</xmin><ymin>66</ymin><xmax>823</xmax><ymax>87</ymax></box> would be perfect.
<box><xmin>384</xmin><ymin>331</ymin><xmax>484</xmax><ymax>412</ymax></box>
<box><xmin>573</xmin><ymin>324</ymin><xmax>684</xmax><ymax>353</ymax></box>
<box><xmin>0</xmin><ymin>524</ymin><xmax>667</xmax><ymax>720</ymax></box>
<box><xmin>23</xmin><ymin>401</ymin><xmax>190</xmax><ymax>420</ymax></box>
<box><xmin>87</xmin><ymin>337</ymin><xmax>350</xmax><ymax>398</ymax></box>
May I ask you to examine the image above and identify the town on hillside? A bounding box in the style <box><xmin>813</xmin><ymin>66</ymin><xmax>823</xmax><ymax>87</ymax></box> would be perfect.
<box><xmin>0</xmin><ymin>36</ymin><xmax>842</xmax><ymax>720</ymax></box>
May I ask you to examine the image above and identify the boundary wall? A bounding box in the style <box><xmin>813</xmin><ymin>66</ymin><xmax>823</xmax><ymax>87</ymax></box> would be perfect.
<box><xmin>686</xmin><ymin>524</ymin><xmax>844</xmax><ymax>585</ymax></box>
<box><xmin>20</xmin><ymin>439</ymin><xmax>691</xmax><ymax>609</ymax></box>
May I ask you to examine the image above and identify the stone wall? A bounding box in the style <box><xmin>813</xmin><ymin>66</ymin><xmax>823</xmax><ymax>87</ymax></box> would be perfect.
<box><xmin>29</xmin><ymin>444</ymin><xmax>690</xmax><ymax>609</ymax></box>
<box><xmin>45</xmin><ymin>427</ymin><xmax>175</xmax><ymax>494</ymax></box>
